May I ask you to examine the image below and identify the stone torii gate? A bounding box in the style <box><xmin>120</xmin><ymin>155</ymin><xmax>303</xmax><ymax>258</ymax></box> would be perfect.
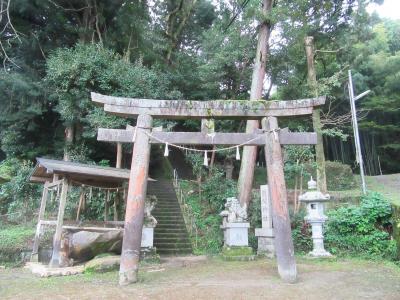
<box><xmin>91</xmin><ymin>92</ymin><xmax>326</xmax><ymax>285</ymax></box>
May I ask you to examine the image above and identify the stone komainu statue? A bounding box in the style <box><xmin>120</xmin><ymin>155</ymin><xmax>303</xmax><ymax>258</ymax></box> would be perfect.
<box><xmin>144</xmin><ymin>195</ymin><xmax>157</xmax><ymax>227</ymax></box>
<box><xmin>219</xmin><ymin>197</ymin><xmax>247</xmax><ymax>223</ymax></box>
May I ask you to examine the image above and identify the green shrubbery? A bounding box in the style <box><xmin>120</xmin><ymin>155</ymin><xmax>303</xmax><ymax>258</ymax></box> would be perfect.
<box><xmin>254</xmin><ymin>160</ymin><xmax>356</xmax><ymax>191</ymax></box>
<box><xmin>249</xmin><ymin>190</ymin><xmax>396</xmax><ymax>260</ymax></box>
<box><xmin>0</xmin><ymin>159</ymin><xmax>41</xmax><ymax>223</ymax></box>
<box><xmin>324</xmin><ymin>161</ymin><xmax>357</xmax><ymax>190</ymax></box>
<box><xmin>180</xmin><ymin>156</ymin><xmax>237</xmax><ymax>254</ymax></box>
<box><xmin>0</xmin><ymin>225</ymin><xmax>35</xmax><ymax>264</ymax></box>
<box><xmin>325</xmin><ymin>192</ymin><xmax>396</xmax><ymax>259</ymax></box>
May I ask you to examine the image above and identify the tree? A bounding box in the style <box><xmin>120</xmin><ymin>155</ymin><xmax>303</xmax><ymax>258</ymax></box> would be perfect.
<box><xmin>45</xmin><ymin>43</ymin><xmax>179</xmax><ymax>161</ymax></box>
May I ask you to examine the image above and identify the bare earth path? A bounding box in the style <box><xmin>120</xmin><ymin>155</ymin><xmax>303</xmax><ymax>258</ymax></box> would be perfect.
<box><xmin>1</xmin><ymin>257</ymin><xmax>399</xmax><ymax>300</ymax></box>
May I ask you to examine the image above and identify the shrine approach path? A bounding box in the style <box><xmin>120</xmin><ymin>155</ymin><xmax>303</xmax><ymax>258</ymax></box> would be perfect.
<box><xmin>1</xmin><ymin>256</ymin><xmax>399</xmax><ymax>299</ymax></box>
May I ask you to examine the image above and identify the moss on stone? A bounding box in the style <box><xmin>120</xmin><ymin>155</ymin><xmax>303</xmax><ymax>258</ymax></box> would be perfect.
<box><xmin>221</xmin><ymin>246</ymin><xmax>255</xmax><ymax>261</ymax></box>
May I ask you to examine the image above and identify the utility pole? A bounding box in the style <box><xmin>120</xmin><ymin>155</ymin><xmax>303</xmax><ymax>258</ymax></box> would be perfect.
<box><xmin>348</xmin><ymin>70</ymin><xmax>370</xmax><ymax>195</ymax></box>
<box><xmin>304</xmin><ymin>36</ymin><xmax>327</xmax><ymax>193</ymax></box>
<box><xmin>238</xmin><ymin>0</ymin><xmax>273</xmax><ymax>207</ymax></box>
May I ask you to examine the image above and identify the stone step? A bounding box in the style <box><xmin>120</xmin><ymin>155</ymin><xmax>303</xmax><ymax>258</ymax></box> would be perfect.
<box><xmin>155</xmin><ymin>215</ymin><xmax>185</xmax><ymax>220</ymax></box>
<box><xmin>156</xmin><ymin>221</ymin><xmax>186</xmax><ymax>226</ymax></box>
<box><xmin>147</xmin><ymin>179</ymin><xmax>192</xmax><ymax>255</ymax></box>
<box><xmin>156</xmin><ymin>216</ymin><xmax>185</xmax><ymax>220</ymax></box>
<box><xmin>155</xmin><ymin>230</ymin><xmax>189</xmax><ymax>235</ymax></box>
<box><xmin>154</xmin><ymin>237</ymin><xmax>191</xmax><ymax>242</ymax></box>
<box><xmin>156</xmin><ymin>224</ymin><xmax>186</xmax><ymax>228</ymax></box>
<box><xmin>156</xmin><ymin>225</ymin><xmax>186</xmax><ymax>230</ymax></box>
<box><xmin>155</xmin><ymin>226</ymin><xmax>188</xmax><ymax>231</ymax></box>
<box><xmin>156</xmin><ymin>248</ymin><xmax>192</xmax><ymax>255</ymax></box>
<box><xmin>154</xmin><ymin>241</ymin><xmax>191</xmax><ymax>245</ymax></box>
<box><xmin>154</xmin><ymin>206</ymin><xmax>181</xmax><ymax>210</ymax></box>
<box><xmin>155</xmin><ymin>243</ymin><xmax>192</xmax><ymax>249</ymax></box>
<box><xmin>153</xmin><ymin>210</ymin><xmax>182</xmax><ymax>214</ymax></box>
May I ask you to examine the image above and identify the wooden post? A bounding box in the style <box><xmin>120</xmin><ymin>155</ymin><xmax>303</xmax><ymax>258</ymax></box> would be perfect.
<box><xmin>114</xmin><ymin>190</ymin><xmax>119</xmax><ymax>221</ymax></box>
<box><xmin>116</xmin><ymin>142</ymin><xmax>122</xmax><ymax>168</ymax></box>
<box><xmin>262</xmin><ymin>117</ymin><xmax>297</xmax><ymax>283</ymax></box>
<box><xmin>31</xmin><ymin>182</ymin><xmax>49</xmax><ymax>262</ymax></box>
<box><xmin>119</xmin><ymin>114</ymin><xmax>152</xmax><ymax>285</ymax></box>
<box><xmin>238</xmin><ymin>0</ymin><xmax>273</xmax><ymax>207</ymax></box>
<box><xmin>115</xmin><ymin>142</ymin><xmax>122</xmax><ymax>221</ymax></box>
<box><xmin>49</xmin><ymin>178</ymin><xmax>69</xmax><ymax>268</ymax></box>
<box><xmin>104</xmin><ymin>190</ymin><xmax>110</xmax><ymax>221</ymax></box>
<box><xmin>304</xmin><ymin>36</ymin><xmax>327</xmax><ymax>193</ymax></box>
<box><xmin>76</xmin><ymin>186</ymin><xmax>85</xmax><ymax>222</ymax></box>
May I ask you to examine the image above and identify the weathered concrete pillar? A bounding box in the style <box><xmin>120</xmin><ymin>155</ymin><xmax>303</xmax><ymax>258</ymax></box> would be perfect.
<box><xmin>119</xmin><ymin>114</ymin><xmax>153</xmax><ymax>286</ymax></box>
<box><xmin>262</xmin><ymin>117</ymin><xmax>297</xmax><ymax>283</ymax></box>
<box><xmin>255</xmin><ymin>184</ymin><xmax>275</xmax><ymax>257</ymax></box>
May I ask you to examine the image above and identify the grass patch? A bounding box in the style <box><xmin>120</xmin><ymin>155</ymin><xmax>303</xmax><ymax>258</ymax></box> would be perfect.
<box><xmin>0</xmin><ymin>224</ymin><xmax>35</xmax><ymax>264</ymax></box>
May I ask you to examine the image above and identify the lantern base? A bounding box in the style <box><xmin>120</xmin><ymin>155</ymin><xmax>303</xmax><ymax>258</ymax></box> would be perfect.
<box><xmin>308</xmin><ymin>249</ymin><xmax>332</xmax><ymax>258</ymax></box>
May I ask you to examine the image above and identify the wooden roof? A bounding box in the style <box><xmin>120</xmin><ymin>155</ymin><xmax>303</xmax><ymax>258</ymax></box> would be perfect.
<box><xmin>30</xmin><ymin>158</ymin><xmax>154</xmax><ymax>187</ymax></box>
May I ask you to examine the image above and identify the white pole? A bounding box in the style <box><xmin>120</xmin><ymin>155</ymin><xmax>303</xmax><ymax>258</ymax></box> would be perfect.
<box><xmin>348</xmin><ymin>70</ymin><xmax>367</xmax><ymax>195</ymax></box>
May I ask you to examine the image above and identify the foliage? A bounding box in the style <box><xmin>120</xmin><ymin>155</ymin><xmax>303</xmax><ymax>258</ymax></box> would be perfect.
<box><xmin>324</xmin><ymin>161</ymin><xmax>357</xmax><ymax>190</ymax></box>
<box><xmin>283</xmin><ymin>145</ymin><xmax>315</xmax><ymax>190</ymax></box>
<box><xmin>45</xmin><ymin>43</ymin><xmax>179</xmax><ymax>160</ymax></box>
<box><xmin>325</xmin><ymin>192</ymin><xmax>396</xmax><ymax>259</ymax></box>
<box><xmin>179</xmin><ymin>165</ymin><xmax>237</xmax><ymax>254</ymax></box>
<box><xmin>291</xmin><ymin>209</ymin><xmax>313</xmax><ymax>254</ymax></box>
<box><xmin>0</xmin><ymin>71</ymin><xmax>52</xmax><ymax>159</ymax></box>
<box><xmin>0</xmin><ymin>225</ymin><xmax>35</xmax><ymax>263</ymax></box>
<box><xmin>0</xmin><ymin>158</ymin><xmax>41</xmax><ymax>221</ymax></box>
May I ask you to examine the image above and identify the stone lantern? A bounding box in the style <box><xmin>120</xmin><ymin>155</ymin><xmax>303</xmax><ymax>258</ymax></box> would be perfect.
<box><xmin>299</xmin><ymin>177</ymin><xmax>331</xmax><ymax>257</ymax></box>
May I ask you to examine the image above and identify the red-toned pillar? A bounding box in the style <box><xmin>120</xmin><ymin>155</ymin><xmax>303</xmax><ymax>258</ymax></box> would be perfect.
<box><xmin>263</xmin><ymin>116</ymin><xmax>297</xmax><ymax>283</ymax></box>
<box><xmin>119</xmin><ymin>114</ymin><xmax>152</xmax><ymax>285</ymax></box>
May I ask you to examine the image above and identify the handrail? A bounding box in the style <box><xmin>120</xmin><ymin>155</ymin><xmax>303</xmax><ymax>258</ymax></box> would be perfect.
<box><xmin>172</xmin><ymin>169</ymin><xmax>198</xmax><ymax>249</ymax></box>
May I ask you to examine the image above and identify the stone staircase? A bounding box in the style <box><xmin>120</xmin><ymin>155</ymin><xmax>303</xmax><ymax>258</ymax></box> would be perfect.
<box><xmin>147</xmin><ymin>180</ymin><xmax>192</xmax><ymax>256</ymax></box>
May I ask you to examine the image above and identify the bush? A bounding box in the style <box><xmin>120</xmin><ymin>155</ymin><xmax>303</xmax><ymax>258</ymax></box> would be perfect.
<box><xmin>0</xmin><ymin>159</ymin><xmax>41</xmax><ymax>222</ymax></box>
<box><xmin>325</xmin><ymin>161</ymin><xmax>357</xmax><ymax>190</ymax></box>
<box><xmin>0</xmin><ymin>225</ymin><xmax>35</xmax><ymax>263</ymax></box>
<box><xmin>325</xmin><ymin>192</ymin><xmax>396</xmax><ymax>259</ymax></box>
<box><xmin>180</xmin><ymin>165</ymin><xmax>237</xmax><ymax>254</ymax></box>
<box><xmin>254</xmin><ymin>160</ymin><xmax>356</xmax><ymax>191</ymax></box>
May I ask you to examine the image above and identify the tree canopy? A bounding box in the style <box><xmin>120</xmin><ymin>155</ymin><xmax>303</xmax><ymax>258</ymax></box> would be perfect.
<box><xmin>0</xmin><ymin>0</ymin><xmax>398</xmax><ymax>175</ymax></box>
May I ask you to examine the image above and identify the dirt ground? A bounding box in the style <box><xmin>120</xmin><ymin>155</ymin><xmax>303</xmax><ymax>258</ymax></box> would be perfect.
<box><xmin>1</xmin><ymin>256</ymin><xmax>399</xmax><ymax>300</ymax></box>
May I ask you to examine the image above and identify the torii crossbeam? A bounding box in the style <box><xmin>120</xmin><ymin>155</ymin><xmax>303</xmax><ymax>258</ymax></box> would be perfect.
<box><xmin>92</xmin><ymin>92</ymin><xmax>326</xmax><ymax>285</ymax></box>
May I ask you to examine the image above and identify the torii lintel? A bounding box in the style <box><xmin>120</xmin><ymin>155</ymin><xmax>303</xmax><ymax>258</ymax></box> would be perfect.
<box><xmin>91</xmin><ymin>92</ymin><xmax>326</xmax><ymax>119</ymax></box>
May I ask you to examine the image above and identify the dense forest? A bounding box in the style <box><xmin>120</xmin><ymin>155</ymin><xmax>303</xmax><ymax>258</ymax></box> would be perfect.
<box><xmin>0</xmin><ymin>0</ymin><xmax>399</xmax><ymax>176</ymax></box>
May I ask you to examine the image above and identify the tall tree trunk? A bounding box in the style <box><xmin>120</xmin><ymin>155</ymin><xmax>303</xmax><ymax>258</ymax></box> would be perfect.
<box><xmin>63</xmin><ymin>124</ymin><xmax>74</xmax><ymax>161</ymax></box>
<box><xmin>304</xmin><ymin>36</ymin><xmax>327</xmax><ymax>193</ymax></box>
<box><xmin>238</xmin><ymin>0</ymin><xmax>273</xmax><ymax>207</ymax></box>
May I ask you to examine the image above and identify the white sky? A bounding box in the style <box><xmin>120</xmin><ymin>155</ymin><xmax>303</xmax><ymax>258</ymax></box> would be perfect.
<box><xmin>367</xmin><ymin>0</ymin><xmax>400</xmax><ymax>20</ymax></box>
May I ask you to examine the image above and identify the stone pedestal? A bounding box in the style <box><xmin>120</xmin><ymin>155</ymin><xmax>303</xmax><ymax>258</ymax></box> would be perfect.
<box><xmin>221</xmin><ymin>222</ymin><xmax>250</xmax><ymax>247</ymax></box>
<box><xmin>308</xmin><ymin>221</ymin><xmax>331</xmax><ymax>257</ymax></box>
<box><xmin>141</xmin><ymin>227</ymin><xmax>154</xmax><ymax>248</ymax></box>
<box><xmin>255</xmin><ymin>228</ymin><xmax>274</xmax><ymax>257</ymax></box>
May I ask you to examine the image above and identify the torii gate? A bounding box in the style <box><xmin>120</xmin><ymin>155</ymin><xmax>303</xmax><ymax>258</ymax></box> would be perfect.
<box><xmin>92</xmin><ymin>92</ymin><xmax>326</xmax><ymax>285</ymax></box>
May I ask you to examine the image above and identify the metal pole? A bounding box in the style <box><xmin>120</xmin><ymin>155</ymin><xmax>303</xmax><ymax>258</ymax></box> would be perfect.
<box><xmin>348</xmin><ymin>70</ymin><xmax>367</xmax><ymax>194</ymax></box>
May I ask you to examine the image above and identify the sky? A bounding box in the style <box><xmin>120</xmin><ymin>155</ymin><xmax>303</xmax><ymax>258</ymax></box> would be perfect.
<box><xmin>367</xmin><ymin>0</ymin><xmax>400</xmax><ymax>20</ymax></box>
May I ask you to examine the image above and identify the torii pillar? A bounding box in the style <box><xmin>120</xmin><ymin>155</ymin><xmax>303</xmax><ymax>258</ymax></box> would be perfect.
<box><xmin>119</xmin><ymin>114</ymin><xmax>153</xmax><ymax>285</ymax></box>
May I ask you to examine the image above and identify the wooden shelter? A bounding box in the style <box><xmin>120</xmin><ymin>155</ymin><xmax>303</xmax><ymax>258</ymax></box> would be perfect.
<box><xmin>29</xmin><ymin>157</ymin><xmax>154</xmax><ymax>266</ymax></box>
<box><xmin>31</xmin><ymin>157</ymin><xmax>132</xmax><ymax>187</ymax></box>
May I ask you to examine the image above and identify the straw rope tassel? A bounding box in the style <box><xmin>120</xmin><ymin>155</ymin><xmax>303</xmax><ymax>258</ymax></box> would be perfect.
<box><xmin>236</xmin><ymin>146</ymin><xmax>241</xmax><ymax>160</ymax></box>
<box><xmin>203</xmin><ymin>151</ymin><xmax>208</xmax><ymax>166</ymax></box>
<box><xmin>164</xmin><ymin>143</ymin><xmax>169</xmax><ymax>156</ymax></box>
